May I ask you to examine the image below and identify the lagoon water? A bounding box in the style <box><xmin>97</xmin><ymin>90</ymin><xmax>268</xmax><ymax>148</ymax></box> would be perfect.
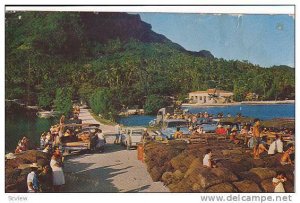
<box><xmin>5</xmin><ymin>103</ymin><xmax>295</xmax><ymax>153</ymax></box>
<box><xmin>117</xmin><ymin>104</ymin><xmax>295</xmax><ymax>127</ymax></box>
<box><xmin>5</xmin><ymin>105</ymin><xmax>57</xmax><ymax>153</ymax></box>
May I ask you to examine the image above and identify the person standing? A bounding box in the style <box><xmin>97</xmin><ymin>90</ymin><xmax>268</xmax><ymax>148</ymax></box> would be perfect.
<box><xmin>38</xmin><ymin>165</ymin><xmax>53</xmax><ymax>192</ymax></box>
<box><xmin>27</xmin><ymin>163</ymin><xmax>39</xmax><ymax>192</ymax></box>
<box><xmin>50</xmin><ymin>153</ymin><xmax>65</xmax><ymax>192</ymax></box>
<box><xmin>252</xmin><ymin>118</ymin><xmax>261</xmax><ymax>159</ymax></box>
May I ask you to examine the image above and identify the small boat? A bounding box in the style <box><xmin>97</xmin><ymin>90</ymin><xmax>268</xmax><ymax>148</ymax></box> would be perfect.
<box><xmin>36</xmin><ymin>110</ymin><xmax>56</xmax><ymax>118</ymax></box>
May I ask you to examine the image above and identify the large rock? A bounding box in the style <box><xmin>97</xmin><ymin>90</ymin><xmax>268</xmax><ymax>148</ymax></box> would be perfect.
<box><xmin>197</xmin><ymin>167</ymin><xmax>223</xmax><ymax>189</ymax></box>
<box><xmin>260</xmin><ymin>179</ymin><xmax>274</xmax><ymax>192</ymax></box>
<box><xmin>206</xmin><ymin>182</ymin><xmax>237</xmax><ymax>193</ymax></box>
<box><xmin>184</xmin><ymin>158</ymin><xmax>202</xmax><ymax>178</ymax></box>
<box><xmin>222</xmin><ymin>149</ymin><xmax>243</xmax><ymax>156</ymax></box>
<box><xmin>251</xmin><ymin>159</ymin><xmax>266</xmax><ymax>168</ymax></box>
<box><xmin>161</xmin><ymin>172</ymin><xmax>173</xmax><ymax>185</ymax></box>
<box><xmin>170</xmin><ymin>153</ymin><xmax>195</xmax><ymax>173</ymax></box>
<box><xmin>238</xmin><ymin>171</ymin><xmax>261</xmax><ymax>183</ymax></box>
<box><xmin>233</xmin><ymin>180</ymin><xmax>262</xmax><ymax>192</ymax></box>
<box><xmin>211</xmin><ymin>167</ymin><xmax>238</xmax><ymax>182</ymax></box>
<box><xmin>250</xmin><ymin>168</ymin><xmax>276</xmax><ymax>180</ymax></box>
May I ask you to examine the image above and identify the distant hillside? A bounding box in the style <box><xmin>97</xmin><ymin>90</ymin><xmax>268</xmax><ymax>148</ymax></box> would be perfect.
<box><xmin>5</xmin><ymin>11</ymin><xmax>294</xmax><ymax>118</ymax></box>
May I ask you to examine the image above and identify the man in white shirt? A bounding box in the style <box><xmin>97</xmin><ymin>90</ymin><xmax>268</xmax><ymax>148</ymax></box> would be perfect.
<box><xmin>203</xmin><ymin>149</ymin><xmax>215</xmax><ymax>168</ymax></box>
<box><xmin>273</xmin><ymin>171</ymin><xmax>287</xmax><ymax>192</ymax></box>
<box><xmin>268</xmin><ymin>134</ymin><xmax>283</xmax><ymax>155</ymax></box>
<box><xmin>27</xmin><ymin>163</ymin><xmax>39</xmax><ymax>192</ymax></box>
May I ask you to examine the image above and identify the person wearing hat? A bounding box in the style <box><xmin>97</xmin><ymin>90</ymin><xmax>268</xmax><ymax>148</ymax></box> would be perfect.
<box><xmin>27</xmin><ymin>163</ymin><xmax>39</xmax><ymax>192</ymax></box>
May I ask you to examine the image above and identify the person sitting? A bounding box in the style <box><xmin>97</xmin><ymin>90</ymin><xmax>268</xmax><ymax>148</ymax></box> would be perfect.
<box><xmin>273</xmin><ymin>171</ymin><xmax>287</xmax><ymax>193</ymax></box>
<box><xmin>22</xmin><ymin>136</ymin><xmax>29</xmax><ymax>150</ymax></box>
<box><xmin>203</xmin><ymin>149</ymin><xmax>216</xmax><ymax>168</ymax></box>
<box><xmin>215</xmin><ymin>125</ymin><xmax>227</xmax><ymax>135</ymax></box>
<box><xmin>27</xmin><ymin>163</ymin><xmax>39</xmax><ymax>192</ymax></box>
<box><xmin>18</xmin><ymin>140</ymin><xmax>26</xmax><ymax>151</ymax></box>
<box><xmin>230</xmin><ymin>127</ymin><xmax>239</xmax><ymax>143</ymax></box>
<box><xmin>258</xmin><ymin>136</ymin><xmax>268</xmax><ymax>155</ymax></box>
<box><xmin>42</xmin><ymin>144</ymin><xmax>51</xmax><ymax>154</ymax></box>
<box><xmin>197</xmin><ymin>126</ymin><xmax>205</xmax><ymax>134</ymax></box>
<box><xmin>268</xmin><ymin>134</ymin><xmax>283</xmax><ymax>155</ymax></box>
<box><xmin>142</xmin><ymin>129</ymin><xmax>151</xmax><ymax>142</ymax></box>
<box><xmin>280</xmin><ymin>144</ymin><xmax>294</xmax><ymax>165</ymax></box>
<box><xmin>240</xmin><ymin>126</ymin><xmax>249</xmax><ymax>145</ymax></box>
<box><xmin>40</xmin><ymin>133</ymin><xmax>47</xmax><ymax>149</ymax></box>
<box><xmin>174</xmin><ymin>127</ymin><xmax>183</xmax><ymax>139</ymax></box>
<box><xmin>15</xmin><ymin>145</ymin><xmax>23</xmax><ymax>154</ymax></box>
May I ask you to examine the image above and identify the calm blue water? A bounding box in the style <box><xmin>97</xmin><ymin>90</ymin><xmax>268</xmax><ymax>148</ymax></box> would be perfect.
<box><xmin>117</xmin><ymin>104</ymin><xmax>295</xmax><ymax>127</ymax></box>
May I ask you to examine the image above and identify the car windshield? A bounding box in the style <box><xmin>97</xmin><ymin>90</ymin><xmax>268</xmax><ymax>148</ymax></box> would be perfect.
<box><xmin>166</xmin><ymin>121</ymin><xmax>189</xmax><ymax>128</ymax></box>
<box><xmin>131</xmin><ymin>130</ymin><xmax>143</xmax><ymax>136</ymax></box>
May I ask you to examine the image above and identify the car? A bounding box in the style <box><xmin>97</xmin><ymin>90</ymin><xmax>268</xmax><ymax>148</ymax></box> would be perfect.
<box><xmin>160</xmin><ymin>119</ymin><xmax>190</xmax><ymax>140</ymax></box>
<box><xmin>120</xmin><ymin>127</ymin><xmax>145</xmax><ymax>150</ymax></box>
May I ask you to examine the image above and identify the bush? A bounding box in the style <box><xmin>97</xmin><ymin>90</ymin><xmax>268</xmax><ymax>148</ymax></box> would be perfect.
<box><xmin>54</xmin><ymin>87</ymin><xmax>73</xmax><ymax>116</ymax></box>
<box><xmin>144</xmin><ymin>94</ymin><xmax>167</xmax><ymax>115</ymax></box>
<box><xmin>89</xmin><ymin>88</ymin><xmax>118</xmax><ymax>120</ymax></box>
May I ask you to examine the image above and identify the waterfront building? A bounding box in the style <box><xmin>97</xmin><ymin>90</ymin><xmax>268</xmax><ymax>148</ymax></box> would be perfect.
<box><xmin>189</xmin><ymin>89</ymin><xmax>234</xmax><ymax>104</ymax></box>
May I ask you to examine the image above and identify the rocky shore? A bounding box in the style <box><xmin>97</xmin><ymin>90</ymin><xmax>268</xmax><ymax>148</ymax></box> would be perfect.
<box><xmin>144</xmin><ymin>139</ymin><xmax>294</xmax><ymax>192</ymax></box>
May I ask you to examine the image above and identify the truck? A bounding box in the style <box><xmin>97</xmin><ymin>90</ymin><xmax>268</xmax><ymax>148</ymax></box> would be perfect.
<box><xmin>61</xmin><ymin>123</ymin><xmax>105</xmax><ymax>153</ymax></box>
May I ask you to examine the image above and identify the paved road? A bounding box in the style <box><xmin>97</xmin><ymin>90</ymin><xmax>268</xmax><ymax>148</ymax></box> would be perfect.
<box><xmin>62</xmin><ymin>108</ymin><xmax>169</xmax><ymax>192</ymax></box>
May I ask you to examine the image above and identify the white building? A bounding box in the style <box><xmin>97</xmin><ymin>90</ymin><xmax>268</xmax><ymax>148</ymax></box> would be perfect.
<box><xmin>189</xmin><ymin>89</ymin><xmax>234</xmax><ymax>104</ymax></box>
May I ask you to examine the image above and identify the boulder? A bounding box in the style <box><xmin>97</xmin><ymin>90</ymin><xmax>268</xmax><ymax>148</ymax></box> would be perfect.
<box><xmin>250</xmin><ymin>168</ymin><xmax>276</xmax><ymax>180</ymax></box>
<box><xmin>284</xmin><ymin>180</ymin><xmax>294</xmax><ymax>193</ymax></box>
<box><xmin>222</xmin><ymin>149</ymin><xmax>242</xmax><ymax>156</ymax></box>
<box><xmin>161</xmin><ymin>172</ymin><xmax>173</xmax><ymax>185</ymax></box>
<box><xmin>233</xmin><ymin>180</ymin><xmax>262</xmax><ymax>192</ymax></box>
<box><xmin>251</xmin><ymin>159</ymin><xmax>266</xmax><ymax>168</ymax></box>
<box><xmin>238</xmin><ymin>171</ymin><xmax>261</xmax><ymax>183</ymax></box>
<box><xmin>173</xmin><ymin>170</ymin><xmax>184</xmax><ymax>182</ymax></box>
<box><xmin>149</xmin><ymin>166</ymin><xmax>164</xmax><ymax>182</ymax></box>
<box><xmin>197</xmin><ymin>167</ymin><xmax>223</xmax><ymax>189</ymax></box>
<box><xmin>211</xmin><ymin>167</ymin><xmax>238</xmax><ymax>182</ymax></box>
<box><xmin>184</xmin><ymin>158</ymin><xmax>202</xmax><ymax>178</ymax></box>
<box><xmin>260</xmin><ymin>179</ymin><xmax>274</xmax><ymax>192</ymax></box>
<box><xmin>170</xmin><ymin>153</ymin><xmax>195</xmax><ymax>172</ymax></box>
<box><xmin>264</xmin><ymin>154</ymin><xmax>281</xmax><ymax>168</ymax></box>
<box><xmin>206</xmin><ymin>182</ymin><xmax>237</xmax><ymax>193</ymax></box>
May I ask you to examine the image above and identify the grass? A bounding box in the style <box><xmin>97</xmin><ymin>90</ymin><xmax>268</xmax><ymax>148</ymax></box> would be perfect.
<box><xmin>89</xmin><ymin>110</ymin><xmax>117</xmax><ymax>125</ymax></box>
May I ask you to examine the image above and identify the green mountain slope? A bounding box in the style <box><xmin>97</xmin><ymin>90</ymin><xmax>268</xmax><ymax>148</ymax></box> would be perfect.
<box><xmin>5</xmin><ymin>11</ymin><xmax>295</xmax><ymax>117</ymax></box>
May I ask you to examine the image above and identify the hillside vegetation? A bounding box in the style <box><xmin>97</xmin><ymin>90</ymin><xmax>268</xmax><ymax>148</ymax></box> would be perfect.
<box><xmin>5</xmin><ymin>12</ymin><xmax>295</xmax><ymax>119</ymax></box>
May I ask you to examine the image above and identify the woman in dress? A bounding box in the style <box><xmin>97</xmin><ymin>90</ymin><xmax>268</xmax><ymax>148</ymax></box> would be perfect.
<box><xmin>50</xmin><ymin>153</ymin><xmax>65</xmax><ymax>192</ymax></box>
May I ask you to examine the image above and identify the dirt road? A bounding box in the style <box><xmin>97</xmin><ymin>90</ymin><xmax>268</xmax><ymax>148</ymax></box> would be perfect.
<box><xmin>61</xmin><ymin>108</ymin><xmax>169</xmax><ymax>192</ymax></box>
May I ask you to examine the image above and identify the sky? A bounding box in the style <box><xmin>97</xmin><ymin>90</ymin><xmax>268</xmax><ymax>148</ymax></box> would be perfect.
<box><xmin>139</xmin><ymin>13</ymin><xmax>295</xmax><ymax>68</ymax></box>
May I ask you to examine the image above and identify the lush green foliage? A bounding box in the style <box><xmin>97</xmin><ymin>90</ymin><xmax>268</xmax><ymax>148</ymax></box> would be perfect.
<box><xmin>54</xmin><ymin>87</ymin><xmax>73</xmax><ymax>116</ymax></box>
<box><xmin>5</xmin><ymin>12</ymin><xmax>295</xmax><ymax>119</ymax></box>
<box><xmin>89</xmin><ymin>88</ymin><xmax>118</xmax><ymax>120</ymax></box>
<box><xmin>144</xmin><ymin>94</ymin><xmax>169</xmax><ymax>114</ymax></box>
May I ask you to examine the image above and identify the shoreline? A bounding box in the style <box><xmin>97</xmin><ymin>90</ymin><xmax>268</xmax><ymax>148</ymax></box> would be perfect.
<box><xmin>182</xmin><ymin>100</ymin><xmax>294</xmax><ymax>107</ymax></box>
